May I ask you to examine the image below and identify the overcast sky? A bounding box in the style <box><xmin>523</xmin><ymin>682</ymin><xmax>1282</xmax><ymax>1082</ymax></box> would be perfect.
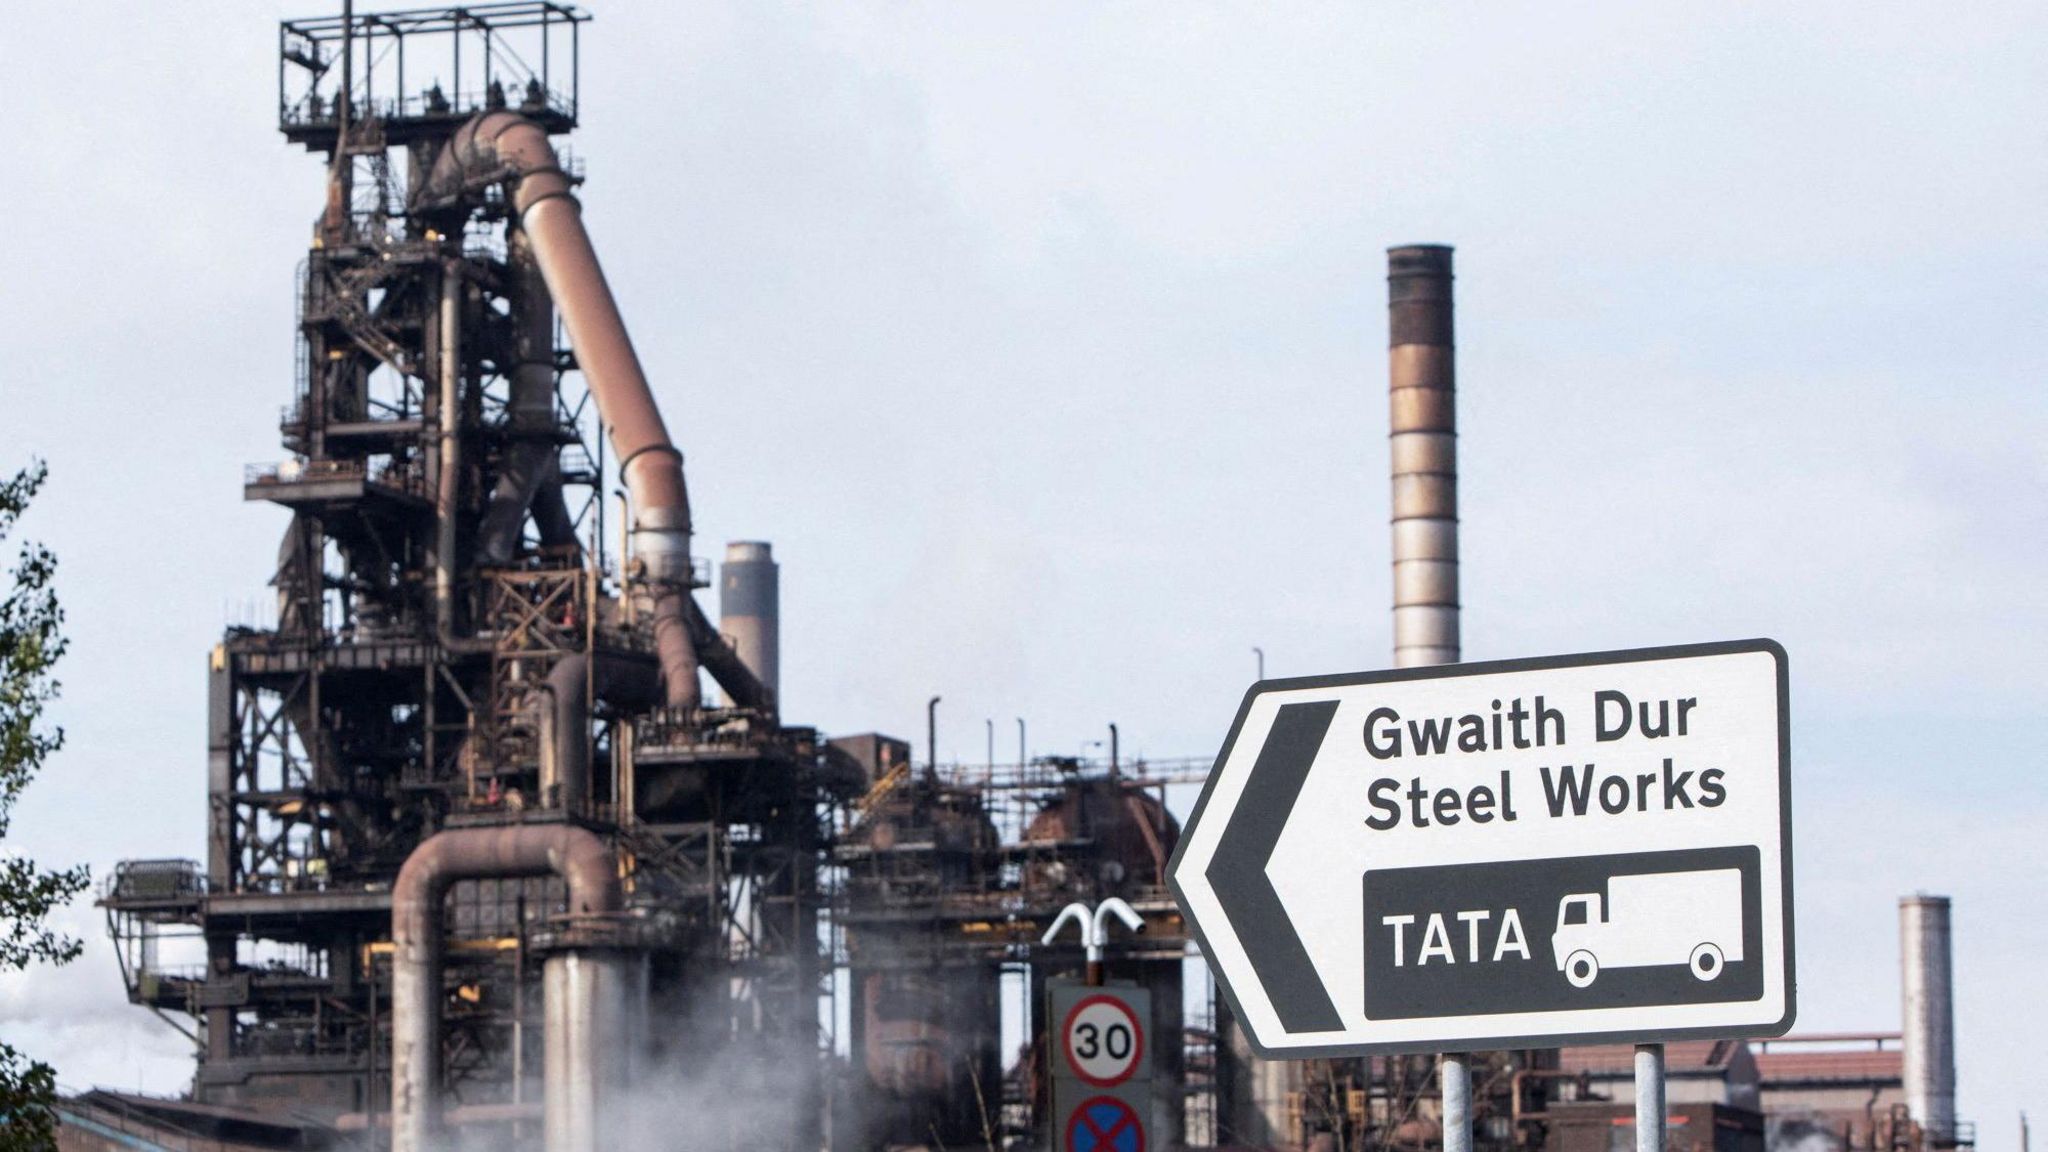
<box><xmin>0</xmin><ymin>1</ymin><xmax>2042</xmax><ymax>1141</ymax></box>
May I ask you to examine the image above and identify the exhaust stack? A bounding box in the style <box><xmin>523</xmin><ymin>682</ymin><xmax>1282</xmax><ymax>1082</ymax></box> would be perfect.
<box><xmin>719</xmin><ymin>541</ymin><xmax>780</xmax><ymax>704</ymax></box>
<box><xmin>1901</xmin><ymin>894</ymin><xmax>1957</xmax><ymax>1142</ymax></box>
<box><xmin>1387</xmin><ymin>244</ymin><xmax>1459</xmax><ymax>669</ymax></box>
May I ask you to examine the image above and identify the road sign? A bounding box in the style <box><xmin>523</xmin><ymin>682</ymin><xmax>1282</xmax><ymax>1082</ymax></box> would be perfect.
<box><xmin>1065</xmin><ymin>1094</ymin><xmax>1147</xmax><ymax>1152</ymax></box>
<box><xmin>1170</xmin><ymin>640</ymin><xmax>1794</xmax><ymax>1057</ymax></box>
<box><xmin>1062</xmin><ymin>993</ymin><xmax>1147</xmax><ymax>1087</ymax></box>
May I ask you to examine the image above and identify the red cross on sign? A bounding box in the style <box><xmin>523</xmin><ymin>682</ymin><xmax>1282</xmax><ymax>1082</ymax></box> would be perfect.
<box><xmin>1066</xmin><ymin>1095</ymin><xmax>1146</xmax><ymax>1152</ymax></box>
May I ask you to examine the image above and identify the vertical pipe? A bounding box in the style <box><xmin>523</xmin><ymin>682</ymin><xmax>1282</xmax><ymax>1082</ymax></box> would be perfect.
<box><xmin>1901</xmin><ymin>894</ymin><xmax>1956</xmax><ymax>1142</ymax></box>
<box><xmin>542</xmin><ymin>951</ymin><xmax>635</xmax><ymax>1152</ymax></box>
<box><xmin>434</xmin><ymin>261</ymin><xmax>461</xmax><ymax>639</ymax></box>
<box><xmin>1388</xmin><ymin>244</ymin><xmax>1459</xmax><ymax>669</ymax></box>
<box><xmin>1635</xmin><ymin>1043</ymin><xmax>1666</xmax><ymax>1152</ymax></box>
<box><xmin>927</xmin><ymin>695</ymin><xmax>941</xmax><ymax>777</ymax></box>
<box><xmin>1443</xmin><ymin>1054</ymin><xmax>1473</xmax><ymax>1152</ymax></box>
<box><xmin>717</xmin><ymin>541</ymin><xmax>779</xmax><ymax>702</ymax></box>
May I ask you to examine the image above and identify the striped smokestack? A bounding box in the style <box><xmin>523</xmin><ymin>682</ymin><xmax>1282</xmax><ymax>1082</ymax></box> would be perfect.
<box><xmin>1388</xmin><ymin>244</ymin><xmax>1459</xmax><ymax>668</ymax></box>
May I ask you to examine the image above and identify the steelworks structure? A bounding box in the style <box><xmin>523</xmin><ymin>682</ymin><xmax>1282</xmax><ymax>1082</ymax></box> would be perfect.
<box><xmin>100</xmin><ymin>5</ymin><xmax>841</xmax><ymax>1149</ymax></box>
<box><xmin>90</xmin><ymin>7</ymin><xmax>1203</xmax><ymax>1151</ymax></box>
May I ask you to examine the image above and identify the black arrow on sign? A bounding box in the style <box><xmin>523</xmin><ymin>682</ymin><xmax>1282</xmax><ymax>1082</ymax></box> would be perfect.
<box><xmin>1207</xmin><ymin>699</ymin><xmax>1343</xmax><ymax>1033</ymax></box>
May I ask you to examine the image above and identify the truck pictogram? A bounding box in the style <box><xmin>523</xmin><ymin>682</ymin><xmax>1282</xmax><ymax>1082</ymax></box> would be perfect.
<box><xmin>1551</xmin><ymin>868</ymin><xmax>1745</xmax><ymax>989</ymax></box>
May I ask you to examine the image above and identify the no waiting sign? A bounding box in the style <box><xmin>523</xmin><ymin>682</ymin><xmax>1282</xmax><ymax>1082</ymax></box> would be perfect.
<box><xmin>1169</xmin><ymin>640</ymin><xmax>1794</xmax><ymax>1057</ymax></box>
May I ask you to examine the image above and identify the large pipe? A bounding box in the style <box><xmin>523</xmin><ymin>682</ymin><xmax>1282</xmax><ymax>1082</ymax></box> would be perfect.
<box><xmin>543</xmin><ymin>949</ymin><xmax>646</xmax><ymax>1152</ymax></box>
<box><xmin>718</xmin><ymin>541</ymin><xmax>779</xmax><ymax>704</ymax></box>
<box><xmin>422</xmin><ymin>112</ymin><xmax>700</xmax><ymax>706</ymax></box>
<box><xmin>391</xmin><ymin>826</ymin><xmax>622</xmax><ymax>1152</ymax></box>
<box><xmin>478</xmin><ymin>226</ymin><xmax>578</xmax><ymax>565</ymax></box>
<box><xmin>1901</xmin><ymin>894</ymin><xmax>1956</xmax><ymax>1142</ymax></box>
<box><xmin>1388</xmin><ymin>244</ymin><xmax>1459</xmax><ymax>668</ymax></box>
<box><xmin>685</xmin><ymin>597</ymin><xmax>771</xmax><ymax>712</ymax></box>
<box><xmin>537</xmin><ymin>652</ymin><xmax>659</xmax><ymax>815</ymax></box>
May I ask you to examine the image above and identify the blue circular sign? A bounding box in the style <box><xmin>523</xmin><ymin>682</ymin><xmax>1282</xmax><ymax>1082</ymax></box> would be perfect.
<box><xmin>1066</xmin><ymin>1096</ymin><xmax>1145</xmax><ymax>1152</ymax></box>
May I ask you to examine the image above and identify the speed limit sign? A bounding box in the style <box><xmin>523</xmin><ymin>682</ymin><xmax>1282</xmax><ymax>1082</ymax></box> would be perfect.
<box><xmin>1061</xmin><ymin>992</ymin><xmax>1146</xmax><ymax>1087</ymax></box>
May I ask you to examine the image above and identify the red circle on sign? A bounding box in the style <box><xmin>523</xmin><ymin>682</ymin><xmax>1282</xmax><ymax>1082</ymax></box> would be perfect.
<box><xmin>1066</xmin><ymin>1095</ymin><xmax>1147</xmax><ymax>1152</ymax></box>
<box><xmin>1061</xmin><ymin>993</ymin><xmax>1146</xmax><ymax>1088</ymax></box>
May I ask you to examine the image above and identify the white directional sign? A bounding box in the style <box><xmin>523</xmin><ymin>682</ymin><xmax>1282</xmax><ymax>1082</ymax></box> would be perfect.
<box><xmin>1169</xmin><ymin>640</ymin><xmax>1794</xmax><ymax>1056</ymax></box>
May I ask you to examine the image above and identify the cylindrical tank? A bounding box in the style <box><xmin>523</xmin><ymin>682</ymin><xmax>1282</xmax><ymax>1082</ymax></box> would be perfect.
<box><xmin>719</xmin><ymin>541</ymin><xmax>779</xmax><ymax>703</ymax></box>
<box><xmin>543</xmin><ymin>949</ymin><xmax>647</xmax><ymax>1152</ymax></box>
<box><xmin>1901</xmin><ymin>894</ymin><xmax>1956</xmax><ymax>1141</ymax></box>
<box><xmin>844</xmin><ymin>783</ymin><xmax>1003</xmax><ymax>1150</ymax></box>
<box><xmin>1020</xmin><ymin>776</ymin><xmax>1180</xmax><ymax>896</ymax></box>
<box><xmin>1022</xmin><ymin>778</ymin><xmax>1185</xmax><ymax>1147</ymax></box>
<box><xmin>1388</xmin><ymin>244</ymin><xmax>1458</xmax><ymax>669</ymax></box>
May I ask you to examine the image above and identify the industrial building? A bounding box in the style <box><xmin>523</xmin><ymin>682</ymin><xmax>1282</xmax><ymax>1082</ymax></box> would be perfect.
<box><xmin>65</xmin><ymin>7</ymin><xmax>1974</xmax><ymax>1152</ymax></box>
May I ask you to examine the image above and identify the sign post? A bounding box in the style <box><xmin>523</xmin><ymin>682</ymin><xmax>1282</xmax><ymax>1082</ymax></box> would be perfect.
<box><xmin>1048</xmin><ymin>982</ymin><xmax>1152</xmax><ymax>1152</ymax></box>
<box><xmin>1171</xmin><ymin>641</ymin><xmax>1794</xmax><ymax>1063</ymax></box>
<box><xmin>1637</xmin><ymin>1042</ymin><xmax>1666</xmax><ymax>1152</ymax></box>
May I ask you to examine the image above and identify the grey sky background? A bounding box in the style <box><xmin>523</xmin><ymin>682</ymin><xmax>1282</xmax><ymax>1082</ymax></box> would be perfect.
<box><xmin>0</xmin><ymin>0</ymin><xmax>2042</xmax><ymax>1139</ymax></box>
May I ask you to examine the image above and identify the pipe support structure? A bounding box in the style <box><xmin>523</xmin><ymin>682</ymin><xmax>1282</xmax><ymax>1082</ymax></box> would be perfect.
<box><xmin>421</xmin><ymin>111</ymin><xmax>704</xmax><ymax>705</ymax></box>
<box><xmin>390</xmin><ymin>825</ymin><xmax>624</xmax><ymax>1152</ymax></box>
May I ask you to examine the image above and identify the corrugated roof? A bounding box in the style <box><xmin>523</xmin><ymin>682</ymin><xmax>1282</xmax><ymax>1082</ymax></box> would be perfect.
<box><xmin>1755</xmin><ymin>1048</ymin><xmax>1901</xmax><ymax>1084</ymax></box>
<box><xmin>1559</xmin><ymin>1040</ymin><xmax>1748</xmax><ymax>1075</ymax></box>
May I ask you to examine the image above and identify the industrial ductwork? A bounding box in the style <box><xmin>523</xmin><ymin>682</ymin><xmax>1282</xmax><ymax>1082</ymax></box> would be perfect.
<box><xmin>477</xmin><ymin>226</ymin><xmax>579</xmax><ymax>566</ymax></box>
<box><xmin>1388</xmin><ymin>244</ymin><xmax>1459</xmax><ymax>669</ymax></box>
<box><xmin>391</xmin><ymin>825</ymin><xmax>634</xmax><ymax>1152</ymax></box>
<box><xmin>420</xmin><ymin>111</ymin><xmax>702</xmax><ymax>706</ymax></box>
<box><xmin>537</xmin><ymin>652</ymin><xmax>659</xmax><ymax>815</ymax></box>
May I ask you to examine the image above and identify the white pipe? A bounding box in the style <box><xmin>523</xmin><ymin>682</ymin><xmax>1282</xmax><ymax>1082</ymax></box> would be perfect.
<box><xmin>1635</xmin><ymin>1043</ymin><xmax>1666</xmax><ymax>1152</ymax></box>
<box><xmin>434</xmin><ymin>261</ymin><xmax>461</xmax><ymax>639</ymax></box>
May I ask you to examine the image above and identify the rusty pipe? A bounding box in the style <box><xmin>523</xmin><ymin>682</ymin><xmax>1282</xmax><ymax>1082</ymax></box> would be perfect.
<box><xmin>685</xmin><ymin>596</ymin><xmax>771</xmax><ymax>712</ymax></box>
<box><xmin>478</xmin><ymin>226</ymin><xmax>576</xmax><ymax>565</ymax></box>
<box><xmin>390</xmin><ymin>825</ymin><xmax>621</xmax><ymax>1152</ymax></box>
<box><xmin>537</xmin><ymin>652</ymin><xmax>659</xmax><ymax>814</ymax></box>
<box><xmin>1388</xmin><ymin>244</ymin><xmax>1459</xmax><ymax>668</ymax></box>
<box><xmin>426</xmin><ymin>111</ymin><xmax>699</xmax><ymax>706</ymax></box>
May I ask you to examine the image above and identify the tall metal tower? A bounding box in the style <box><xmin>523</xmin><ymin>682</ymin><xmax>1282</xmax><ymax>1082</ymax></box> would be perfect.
<box><xmin>99</xmin><ymin>6</ymin><xmax>860</xmax><ymax>1146</ymax></box>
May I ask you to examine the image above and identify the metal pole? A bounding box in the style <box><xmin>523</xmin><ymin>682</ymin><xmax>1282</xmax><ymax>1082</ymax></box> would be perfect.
<box><xmin>926</xmin><ymin>695</ymin><xmax>941</xmax><ymax>779</ymax></box>
<box><xmin>1636</xmin><ymin>1043</ymin><xmax>1666</xmax><ymax>1152</ymax></box>
<box><xmin>1443</xmin><ymin>1054</ymin><xmax>1472</xmax><ymax>1152</ymax></box>
<box><xmin>1108</xmin><ymin>723</ymin><xmax>1119</xmax><ymax>774</ymax></box>
<box><xmin>1253</xmin><ymin>646</ymin><xmax>1264</xmax><ymax>680</ymax></box>
<box><xmin>985</xmin><ymin>719</ymin><xmax>994</xmax><ymax>774</ymax></box>
<box><xmin>1016</xmin><ymin>718</ymin><xmax>1026</xmax><ymax>769</ymax></box>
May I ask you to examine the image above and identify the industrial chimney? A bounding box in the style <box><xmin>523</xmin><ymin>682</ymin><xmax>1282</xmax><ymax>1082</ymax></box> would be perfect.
<box><xmin>720</xmin><ymin>541</ymin><xmax>780</xmax><ymax>703</ymax></box>
<box><xmin>1387</xmin><ymin>244</ymin><xmax>1458</xmax><ymax>669</ymax></box>
<box><xmin>1901</xmin><ymin>894</ymin><xmax>1957</xmax><ymax>1142</ymax></box>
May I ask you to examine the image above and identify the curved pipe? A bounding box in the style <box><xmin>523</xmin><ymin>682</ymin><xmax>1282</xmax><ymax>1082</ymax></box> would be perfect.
<box><xmin>538</xmin><ymin>652</ymin><xmax>660</xmax><ymax>815</ymax></box>
<box><xmin>424</xmin><ymin>111</ymin><xmax>700</xmax><ymax>706</ymax></box>
<box><xmin>391</xmin><ymin>825</ymin><xmax>621</xmax><ymax>1152</ymax></box>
